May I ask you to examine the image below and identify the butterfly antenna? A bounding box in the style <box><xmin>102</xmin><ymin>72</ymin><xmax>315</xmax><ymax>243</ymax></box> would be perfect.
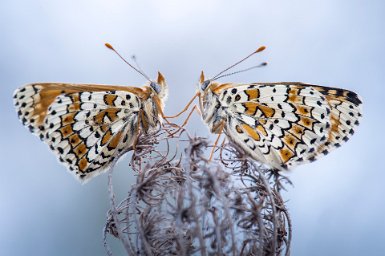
<box><xmin>214</xmin><ymin>62</ymin><xmax>267</xmax><ymax>80</ymax></box>
<box><xmin>105</xmin><ymin>43</ymin><xmax>151</xmax><ymax>82</ymax></box>
<box><xmin>131</xmin><ymin>55</ymin><xmax>151</xmax><ymax>81</ymax></box>
<box><xmin>211</xmin><ymin>46</ymin><xmax>266</xmax><ymax>81</ymax></box>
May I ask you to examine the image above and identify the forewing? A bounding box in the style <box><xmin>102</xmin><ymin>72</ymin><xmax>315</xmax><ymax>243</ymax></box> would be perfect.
<box><xmin>14</xmin><ymin>83</ymin><xmax>145</xmax><ymax>182</ymax></box>
<box><xmin>13</xmin><ymin>83</ymin><xmax>146</xmax><ymax>133</ymax></box>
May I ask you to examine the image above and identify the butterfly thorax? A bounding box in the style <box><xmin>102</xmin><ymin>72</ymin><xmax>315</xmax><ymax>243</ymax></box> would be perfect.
<box><xmin>140</xmin><ymin>89</ymin><xmax>163</xmax><ymax>132</ymax></box>
<box><xmin>199</xmin><ymin>82</ymin><xmax>236</xmax><ymax>134</ymax></box>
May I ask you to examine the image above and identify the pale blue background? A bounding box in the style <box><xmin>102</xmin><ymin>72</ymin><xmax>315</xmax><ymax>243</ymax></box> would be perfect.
<box><xmin>1</xmin><ymin>1</ymin><xmax>384</xmax><ymax>255</ymax></box>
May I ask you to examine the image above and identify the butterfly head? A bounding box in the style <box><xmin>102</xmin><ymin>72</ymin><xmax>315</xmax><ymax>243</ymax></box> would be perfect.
<box><xmin>149</xmin><ymin>71</ymin><xmax>168</xmax><ymax>100</ymax></box>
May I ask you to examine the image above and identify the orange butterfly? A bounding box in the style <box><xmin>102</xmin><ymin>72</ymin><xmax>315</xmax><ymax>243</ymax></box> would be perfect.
<box><xmin>168</xmin><ymin>46</ymin><xmax>362</xmax><ymax>170</ymax></box>
<box><xmin>14</xmin><ymin>44</ymin><xmax>168</xmax><ymax>183</ymax></box>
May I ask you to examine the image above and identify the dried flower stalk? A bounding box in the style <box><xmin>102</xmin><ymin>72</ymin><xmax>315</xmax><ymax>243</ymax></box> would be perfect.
<box><xmin>104</xmin><ymin>126</ymin><xmax>292</xmax><ymax>255</ymax></box>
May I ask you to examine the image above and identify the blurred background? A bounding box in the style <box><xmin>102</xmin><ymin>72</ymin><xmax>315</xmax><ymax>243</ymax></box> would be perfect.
<box><xmin>1</xmin><ymin>0</ymin><xmax>384</xmax><ymax>255</ymax></box>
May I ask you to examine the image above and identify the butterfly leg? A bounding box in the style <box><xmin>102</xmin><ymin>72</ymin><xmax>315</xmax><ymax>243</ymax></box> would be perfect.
<box><xmin>168</xmin><ymin>105</ymin><xmax>199</xmax><ymax>136</ymax></box>
<box><xmin>160</xmin><ymin>92</ymin><xmax>199</xmax><ymax>135</ymax></box>
<box><xmin>164</xmin><ymin>92</ymin><xmax>199</xmax><ymax>118</ymax></box>
<box><xmin>150</xmin><ymin>95</ymin><xmax>178</xmax><ymax>136</ymax></box>
<box><xmin>219</xmin><ymin>137</ymin><xmax>227</xmax><ymax>163</ymax></box>
<box><xmin>208</xmin><ymin>120</ymin><xmax>225</xmax><ymax>162</ymax></box>
<box><xmin>179</xmin><ymin>105</ymin><xmax>198</xmax><ymax>128</ymax></box>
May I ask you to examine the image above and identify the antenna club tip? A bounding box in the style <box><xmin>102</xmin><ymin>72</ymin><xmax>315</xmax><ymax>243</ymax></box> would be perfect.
<box><xmin>105</xmin><ymin>43</ymin><xmax>114</xmax><ymax>50</ymax></box>
<box><xmin>262</xmin><ymin>62</ymin><xmax>268</xmax><ymax>66</ymax></box>
<box><xmin>255</xmin><ymin>46</ymin><xmax>266</xmax><ymax>53</ymax></box>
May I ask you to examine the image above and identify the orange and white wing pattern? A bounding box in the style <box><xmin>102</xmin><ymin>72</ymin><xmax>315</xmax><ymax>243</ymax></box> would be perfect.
<box><xmin>200</xmin><ymin>81</ymin><xmax>362</xmax><ymax>170</ymax></box>
<box><xmin>14</xmin><ymin>79</ymin><xmax>167</xmax><ymax>183</ymax></box>
<box><xmin>305</xmin><ymin>84</ymin><xmax>362</xmax><ymax>161</ymax></box>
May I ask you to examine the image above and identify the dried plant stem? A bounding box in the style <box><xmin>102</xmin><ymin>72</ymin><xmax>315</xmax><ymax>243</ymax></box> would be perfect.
<box><xmin>251</xmin><ymin>161</ymin><xmax>278</xmax><ymax>255</ymax></box>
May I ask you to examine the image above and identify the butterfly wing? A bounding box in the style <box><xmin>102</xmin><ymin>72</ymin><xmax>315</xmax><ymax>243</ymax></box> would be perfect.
<box><xmin>214</xmin><ymin>82</ymin><xmax>362</xmax><ymax>169</ymax></box>
<box><xmin>14</xmin><ymin>83</ymin><xmax>149</xmax><ymax>182</ymax></box>
<box><xmin>304</xmin><ymin>84</ymin><xmax>362</xmax><ymax>161</ymax></box>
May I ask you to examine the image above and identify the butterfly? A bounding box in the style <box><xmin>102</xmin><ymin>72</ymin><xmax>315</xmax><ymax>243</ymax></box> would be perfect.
<box><xmin>169</xmin><ymin>46</ymin><xmax>363</xmax><ymax>170</ymax></box>
<box><xmin>13</xmin><ymin>44</ymin><xmax>168</xmax><ymax>183</ymax></box>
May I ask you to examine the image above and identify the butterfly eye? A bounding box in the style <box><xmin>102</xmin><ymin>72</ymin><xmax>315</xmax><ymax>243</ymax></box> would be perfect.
<box><xmin>201</xmin><ymin>80</ymin><xmax>211</xmax><ymax>91</ymax></box>
<box><xmin>150</xmin><ymin>81</ymin><xmax>162</xmax><ymax>94</ymax></box>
